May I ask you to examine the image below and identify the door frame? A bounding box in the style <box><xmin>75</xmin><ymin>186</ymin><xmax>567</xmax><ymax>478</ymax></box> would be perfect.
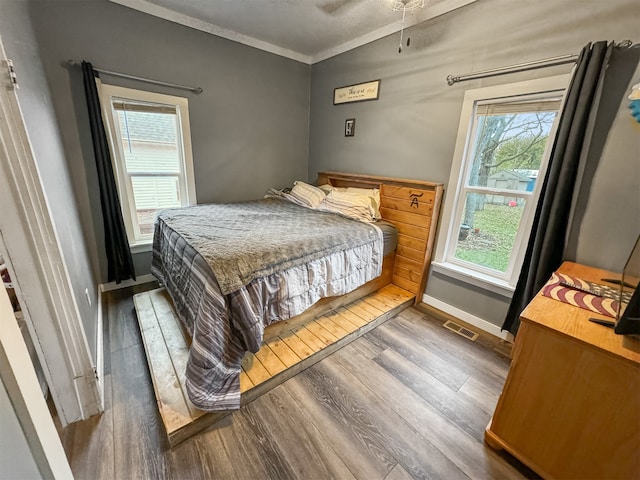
<box><xmin>0</xmin><ymin>38</ymin><xmax>102</xmax><ymax>425</ymax></box>
<box><xmin>0</xmin><ymin>282</ymin><xmax>74</xmax><ymax>479</ymax></box>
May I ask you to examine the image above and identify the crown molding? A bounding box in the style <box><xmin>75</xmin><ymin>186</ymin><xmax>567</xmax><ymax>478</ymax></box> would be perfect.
<box><xmin>110</xmin><ymin>0</ymin><xmax>313</xmax><ymax>64</ymax></box>
<box><xmin>109</xmin><ymin>0</ymin><xmax>477</xmax><ymax>65</ymax></box>
<box><xmin>311</xmin><ymin>0</ymin><xmax>477</xmax><ymax>63</ymax></box>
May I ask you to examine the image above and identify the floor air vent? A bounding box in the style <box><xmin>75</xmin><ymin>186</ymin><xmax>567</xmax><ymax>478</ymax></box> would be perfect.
<box><xmin>442</xmin><ymin>320</ymin><xmax>479</xmax><ymax>341</ymax></box>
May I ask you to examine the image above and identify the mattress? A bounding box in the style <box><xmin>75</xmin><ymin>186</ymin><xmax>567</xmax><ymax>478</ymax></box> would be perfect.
<box><xmin>377</xmin><ymin>220</ymin><xmax>398</xmax><ymax>256</ymax></box>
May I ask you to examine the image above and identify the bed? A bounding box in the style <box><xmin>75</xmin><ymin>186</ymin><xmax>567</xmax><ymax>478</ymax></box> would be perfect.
<box><xmin>151</xmin><ymin>191</ymin><xmax>392</xmax><ymax>411</ymax></box>
<box><xmin>139</xmin><ymin>171</ymin><xmax>444</xmax><ymax>445</ymax></box>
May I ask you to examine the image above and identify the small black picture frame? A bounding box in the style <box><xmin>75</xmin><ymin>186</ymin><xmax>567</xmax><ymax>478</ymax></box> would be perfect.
<box><xmin>345</xmin><ymin>118</ymin><xmax>356</xmax><ymax>137</ymax></box>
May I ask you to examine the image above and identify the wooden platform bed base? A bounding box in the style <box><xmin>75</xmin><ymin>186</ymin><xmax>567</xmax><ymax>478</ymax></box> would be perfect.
<box><xmin>134</xmin><ymin>282</ymin><xmax>413</xmax><ymax>447</ymax></box>
<box><xmin>133</xmin><ymin>172</ymin><xmax>444</xmax><ymax>447</ymax></box>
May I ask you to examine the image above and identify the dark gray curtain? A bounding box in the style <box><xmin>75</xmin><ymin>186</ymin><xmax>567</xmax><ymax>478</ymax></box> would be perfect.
<box><xmin>81</xmin><ymin>61</ymin><xmax>136</xmax><ymax>283</ymax></box>
<box><xmin>502</xmin><ymin>41</ymin><xmax>613</xmax><ymax>334</ymax></box>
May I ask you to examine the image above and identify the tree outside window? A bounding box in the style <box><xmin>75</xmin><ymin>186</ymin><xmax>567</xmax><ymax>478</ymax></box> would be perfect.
<box><xmin>455</xmin><ymin>104</ymin><xmax>559</xmax><ymax>273</ymax></box>
<box><xmin>434</xmin><ymin>75</ymin><xmax>570</xmax><ymax>292</ymax></box>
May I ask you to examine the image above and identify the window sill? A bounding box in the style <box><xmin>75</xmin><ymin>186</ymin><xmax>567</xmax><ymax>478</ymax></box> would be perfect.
<box><xmin>130</xmin><ymin>242</ymin><xmax>152</xmax><ymax>254</ymax></box>
<box><xmin>431</xmin><ymin>261</ymin><xmax>515</xmax><ymax>298</ymax></box>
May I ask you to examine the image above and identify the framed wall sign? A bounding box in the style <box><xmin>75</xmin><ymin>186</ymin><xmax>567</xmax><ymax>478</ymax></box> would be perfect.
<box><xmin>334</xmin><ymin>80</ymin><xmax>381</xmax><ymax>105</ymax></box>
<box><xmin>345</xmin><ymin>118</ymin><xmax>356</xmax><ymax>137</ymax></box>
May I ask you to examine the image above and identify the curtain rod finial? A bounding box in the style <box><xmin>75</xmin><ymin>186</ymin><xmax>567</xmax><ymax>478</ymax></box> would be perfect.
<box><xmin>446</xmin><ymin>75</ymin><xmax>458</xmax><ymax>86</ymax></box>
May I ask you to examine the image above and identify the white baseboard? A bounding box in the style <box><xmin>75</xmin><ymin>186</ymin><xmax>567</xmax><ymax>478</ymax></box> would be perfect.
<box><xmin>421</xmin><ymin>294</ymin><xmax>514</xmax><ymax>342</ymax></box>
<box><xmin>95</xmin><ymin>285</ymin><xmax>104</xmax><ymax>411</ymax></box>
<box><xmin>99</xmin><ymin>273</ymin><xmax>157</xmax><ymax>293</ymax></box>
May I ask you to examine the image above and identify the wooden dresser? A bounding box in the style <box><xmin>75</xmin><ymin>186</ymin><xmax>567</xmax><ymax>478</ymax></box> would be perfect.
<box><xmin>485</xmin><ymin>262</ymin><xmax>640</xmax><ymax>479</ymax></box>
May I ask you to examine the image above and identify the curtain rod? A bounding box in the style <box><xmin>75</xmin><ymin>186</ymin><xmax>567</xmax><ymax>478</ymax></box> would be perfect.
<box><xmin>66</xmin><ymin>60</ymin><xmax>203</xmax><ymax>94</ymax></box>
<box><xmin>446</xmin><ymin>53</ymin><xmax>579</xmax><ymax>86</ymax></box>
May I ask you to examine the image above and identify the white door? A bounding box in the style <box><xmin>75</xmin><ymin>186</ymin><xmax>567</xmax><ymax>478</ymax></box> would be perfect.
<box><xmin>0</xmin><ymin>281</ymin><xmax>74</xmax><ymax>479</ymax></box>
<box><xmin>0</xmin><ymin>36</ymin><xmax>102</xmax><ymax>424</ymax></box>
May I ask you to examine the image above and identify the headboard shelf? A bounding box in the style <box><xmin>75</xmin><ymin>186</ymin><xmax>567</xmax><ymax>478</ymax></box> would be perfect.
<box><xmin>317</xmin><ymin>171</ymin><xmax>444</xmax><ymax>303</ymax></box>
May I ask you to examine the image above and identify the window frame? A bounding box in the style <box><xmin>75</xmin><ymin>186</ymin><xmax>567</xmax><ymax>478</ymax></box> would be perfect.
<box><xmin>97</xmin><ymin>82</ymin><xmax>196</xmax><ymax>249</ymax></box>
<box><xmin>432</xmin><ymin>74</ymin><xmax>571</xmax><ymax>296</ymax></box>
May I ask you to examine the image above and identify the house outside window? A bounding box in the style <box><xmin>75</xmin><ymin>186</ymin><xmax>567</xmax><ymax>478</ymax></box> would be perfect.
<box><xmin>98</xmin><ymin>83</ymin><xmax>196</xmax><ymax>249</ymax></box>
<box><xmin>433</xmin><ymin>75</ymin><xmax>570</xmax><ymax>296</ymax></box>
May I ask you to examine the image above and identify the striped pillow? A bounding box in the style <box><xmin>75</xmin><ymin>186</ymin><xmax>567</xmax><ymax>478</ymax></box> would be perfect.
<box><xmin>290</xmin><ymin>181</ymin><xmax>326</xmax><ymax>208</ymax></box>
<box><xmin>318</xmin><ymin>184</ymin><xmax>334</xmax><ymax>194</ymax></box>
<box><xmin>318</xmin><ymin>185</ymin><xmax>381</xmax><ymax>219</ymax></box>
<box><xmin>318</xmin><ymin>190</ymin><xmax>377</xmax><ymax>223</ymax></box>
<box><xmin>345</xmin><ymin>187</ymin><xmax>381</xmax><ymax>219</ymax></box>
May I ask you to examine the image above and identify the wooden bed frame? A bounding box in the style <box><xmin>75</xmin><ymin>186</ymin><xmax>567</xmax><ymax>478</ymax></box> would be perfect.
<box><xmin>133</xmin><ymin>172</ymin><xmax>443</xmax><ymax>446</ymax></box>
<box><xmin>259</xmin><ymin>170</ymin><xmax>444</xmax><ymax>341</ymax></box>
<box><xmin>316</xmin><ymin>171</ymin><xmax>444</xmax><ymax>302</ymax></box>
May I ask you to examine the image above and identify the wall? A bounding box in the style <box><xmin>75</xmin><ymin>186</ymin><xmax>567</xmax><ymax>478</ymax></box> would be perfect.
<box><xmin>0</xmin><ymin>0</ymin><xmax>100</xmax><ymax>360</ymax></box>
<box><xmin>309</xmin><ymin>0</ymin><xmax>640</xmax><ymax>328</ymax></box>
<box><xmin>28</xmin><ymin>0</ymin><xmax>311</xmax><ymax>280</ymax></box>
<box><xmin>0</xmin><ymin>377</ymin><xmax>43</xmax><ymax>480</ymax></box>
<box><xmin>567</xmin><ymin>54</ymin><xmax>640</xmax><ymax>269</ymax></box>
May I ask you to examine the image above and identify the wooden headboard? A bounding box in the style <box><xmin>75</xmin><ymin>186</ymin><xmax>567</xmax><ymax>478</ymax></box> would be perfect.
<box><xmin>317</xmin><ymin>171</ymin><xmax>444</xmax><ymax>303</ymax></box>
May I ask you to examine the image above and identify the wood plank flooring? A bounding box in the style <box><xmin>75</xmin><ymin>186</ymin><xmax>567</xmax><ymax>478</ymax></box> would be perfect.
<box><xmin>60</xmin><ymin>282</ymin><xmax>538</xmax><ymax>480</ymax></box>
<box><xmin>133</xmin><ymin>284</ymin><xmax>414</xmax><ymax>446</ymax></box>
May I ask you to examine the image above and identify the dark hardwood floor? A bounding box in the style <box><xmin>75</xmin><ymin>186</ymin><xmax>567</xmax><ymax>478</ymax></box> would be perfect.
<box><xmin>60</xmin><ymin>283</ymin><xmax>537</xmax><ymax>479</ymax></box>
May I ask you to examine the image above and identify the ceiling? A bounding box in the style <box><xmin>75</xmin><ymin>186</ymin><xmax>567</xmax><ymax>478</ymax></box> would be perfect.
<box><xmin>109</xmin><ymin>0</ymin><xmax>476</xmax><ymax>64</ymax></box>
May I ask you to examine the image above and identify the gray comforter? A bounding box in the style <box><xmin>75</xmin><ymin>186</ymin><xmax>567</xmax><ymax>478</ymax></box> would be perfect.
<box><xmin>151</xmin><ymin>197</ymin><xmax>383</xmax><ymax>411</ymax></box>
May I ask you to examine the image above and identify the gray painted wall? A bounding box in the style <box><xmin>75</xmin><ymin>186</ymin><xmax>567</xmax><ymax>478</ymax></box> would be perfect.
<box><xmin>2</xmin><ymin>0</ymin><xmax>637</xmax><ymax>337</ymax></box>
<box><xmin>0</xmin><ymin>0</ymin><xmax>100</xmax><ymax>360</ymax></box>
<box><xmin>28</xmin><ymin>0</ymin><xmax>311</xmax><ymax>280</ymax></box>
<box><xmin>0</xmin><ymin>377</ymin><xmax>43</xmax><ymax>480</ymax></box>
<box><xmin>567</xmin><ymin>55</ymin><xmax>640</xmax><ymax>270</ymax></box>
<box><xmin>309</xmin><ymin>0</ymin><xmax>640</xmax><ymax>327</ymax></box>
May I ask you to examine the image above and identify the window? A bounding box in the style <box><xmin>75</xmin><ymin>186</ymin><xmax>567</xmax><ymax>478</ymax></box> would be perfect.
<box><xmin>98</xmin><ymin>83</ymin><xmax>196</xmax><ymax>248</ymax></box>
<box><xmin>433</xmin><ymin>75</ymin><xmax>570</xmax><ymax>295</ymax></box>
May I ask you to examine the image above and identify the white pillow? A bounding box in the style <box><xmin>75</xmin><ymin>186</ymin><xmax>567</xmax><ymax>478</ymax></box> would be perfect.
<box><xmin>290</xmin><ymin>181</ymin><xmax>326</xmax><ymax>208</ymax></box>
<box><xmin>318</xmin><ymin>184</ymin><xmax>334</xmax><ymax>194</ymax></box>
<box><xmin>345</xmin><ymin>187</ymin><xmax>381</xmax><ymax>219</ymax></box>
<box><xmin>314</xmin><ymin>184</ymin><xmax>380</xmax><ymax>219</ymax></box>
<box><xmin>318</xmin><ymin>190</ymin><xmax>377</xmax><ymax>222</ymax></box>
<box><xmin>318</xmin><ymin>184</ymin><xmax>348</xmax><ymax>194</ymax></box>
